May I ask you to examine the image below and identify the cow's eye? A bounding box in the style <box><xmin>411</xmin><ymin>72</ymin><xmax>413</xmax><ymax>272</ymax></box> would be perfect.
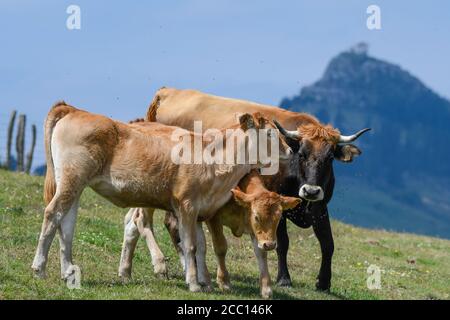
<box><xmin>254</xmin><ymin>215</ymin><xmax>260</xmax><ymax>223</ymax></box>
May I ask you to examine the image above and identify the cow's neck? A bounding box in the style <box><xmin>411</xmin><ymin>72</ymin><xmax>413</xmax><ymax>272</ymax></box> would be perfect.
<box><xmin>198</xmin><ymin>133</ymin><xmax>259</xmax><ymax>217</ymax></box>
<box><xmin>204</xmin><ymin>127</ymin><xmax>257</xmax><ymax>179</ymax></box>
<box><xmin>278</xmin><ymin>112</ymin><xmax>321</xmax><ymax>131</ymax></box>
<box><xmin>218</xmin><ymin>201</ymin><xmax>247</xmax><ymax>237</ymax></box>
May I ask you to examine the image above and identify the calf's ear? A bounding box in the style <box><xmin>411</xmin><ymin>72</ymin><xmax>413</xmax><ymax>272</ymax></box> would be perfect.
<box><xmin>231</xmin><ymin>188</ymin><xmax>252</xmax><ymax>207</ymax></box>
<box><xmin>238</xmin><ymin>113</ymin><xmax>256</xmax><ymax>131</ymax></box>
<box><xmin>334</xmin><ymin>144</ymin><xmax>361</xmax><ymax>163</ymax></box>
<box><xmin>280</xmin><ymin>196</ymin><xmax>301</xmax><ymax>210</ymax></box>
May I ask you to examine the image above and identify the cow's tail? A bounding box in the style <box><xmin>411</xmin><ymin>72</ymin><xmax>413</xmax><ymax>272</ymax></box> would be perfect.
<box><xmin>146</xmin><ymin>86</ymin><xmax>167</xmax><ymax>122</ymax></box>
<box><xmin>43</xmin><ymin>101</ymin><xmax>75</xmax><ymax>205</ymax></box>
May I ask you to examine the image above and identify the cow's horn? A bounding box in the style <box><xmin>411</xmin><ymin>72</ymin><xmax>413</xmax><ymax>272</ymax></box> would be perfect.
<box><xmin>273</xmin><ymin>120</ymin><xmax>300</xmax><ymax>140</ymax></box>
<box><xmin>338</xmin><ymin>128</ymin><xmax>371</xmax><ymax>143</ymax></box>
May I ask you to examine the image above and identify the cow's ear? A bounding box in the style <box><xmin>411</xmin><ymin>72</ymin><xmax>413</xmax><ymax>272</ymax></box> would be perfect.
<box><xmin>334</xmin><ymin>144</ymin><xmax>362</xmax><ymax>163</ymax></box>
<box><xmin>280</xmin><ymin>196</ymin><xmax>301</xmax><ymax>210</ymax></box>
<box><xmin>253</xmin><ymin>112</ymin><xmax>267</xmax><ymax>128</ymax></box>
<box><xmin>231</xmin><ymin>188</ymin><xmax>252</xmax><ymax>207</ymax></box>
<box><xmin>238</xmin><ymin>113</ymin><xmax>256</xmax><ymax>131</ymax></box>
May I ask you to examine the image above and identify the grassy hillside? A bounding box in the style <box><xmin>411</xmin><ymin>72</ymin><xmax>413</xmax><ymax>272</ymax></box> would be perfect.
<box><xmin>0</xmin><ymin>169</ymin><xmax>449</xmax><ymax>300</ymax></box>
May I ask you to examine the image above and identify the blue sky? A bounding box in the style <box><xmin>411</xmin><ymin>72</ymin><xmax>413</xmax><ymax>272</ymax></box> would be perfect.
<box><xmin>1</xmin><ymin>0</ymin><xmax>449</xmax><ymax>167</ymax></box>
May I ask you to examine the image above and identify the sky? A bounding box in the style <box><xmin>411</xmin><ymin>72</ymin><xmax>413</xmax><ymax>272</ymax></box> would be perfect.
<box><xmin>1</xmin><ymin>0</ymin><xmax>449</xmax><ymax>168</ymax></box>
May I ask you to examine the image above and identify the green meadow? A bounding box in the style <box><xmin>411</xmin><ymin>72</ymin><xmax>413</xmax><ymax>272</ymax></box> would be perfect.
<box><xmin>1</xmin><ymin>169</ymin><xmax>449</xmax><ymax>300</ymax></box>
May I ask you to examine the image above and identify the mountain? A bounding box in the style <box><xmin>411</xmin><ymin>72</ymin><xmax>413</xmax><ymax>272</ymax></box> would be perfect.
<box><xmin>280</xmin><ymin>43</ymin><xmax>450</xmax><ymax>239</ymax></box>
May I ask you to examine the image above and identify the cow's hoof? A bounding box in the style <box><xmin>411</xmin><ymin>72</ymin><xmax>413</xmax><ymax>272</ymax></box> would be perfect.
<box><xmin>154</xmin><ymin>262</ymin><xmax>168</xmax><ymax>278</ymax></box>
<box><xmin>119</xmin><ymin>276</ymin><xmax>132</xmax><ymax>284</ymax></box>
<box><xmin>201</xmin><ymin>284</ymin><xmax>213</xmax><ymax>293</ymax></box>
<box><xmin>189</xmin><ymin>283</ymin><xmax>202</xmax><ymax>292</ymax></box>
<box><xmin>277</xmin><ymin>278</ymin><xmax>292</xmax><ymax>287</ymax></box>
<box><xmin>118</xmin><ymin>267</ymin><xmax>132</xmax><ymax>280</ymax></box>
<box><xmin>31</xmin><ymin>265</ymin><xmax>47</xmax><ymax>279</ymax></box>
<box><xmin>218</xmin><ymin>282</ymin><xmax>232</xmax><ymax>292</ymax></box>
<box><xmin>63</xmin><ymin>265</ymin><xmax>81</xmax><ymax>280</ymax></box>
<box><xmin>315</xmin><ymin>280</ymin><xmax>331</xmax><ymax>292</ymax></box>
<box><xmin>199</xmin><ymin>279</ymin><xmax>212</xmax><ymax>290</ymax></box>
<box><xmin>156</xmin><ymin>271</ymin><xmax>169</xmax><ymax>280</ymax></box>
<box><xmin>261</xmin><ymin>287</ymin><xmax>273</xmax><ymax>299</ymax></box>
<box><xmin>118</xmin><ymin>271</ymin><xmax>132</xmax><ymax>283</ymax></box>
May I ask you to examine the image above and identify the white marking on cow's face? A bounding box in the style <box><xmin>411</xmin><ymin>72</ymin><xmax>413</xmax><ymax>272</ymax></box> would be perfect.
<box><xmin>299</xmin><ymin>184</ymin><xmax>324</xmax><ymax>202</ymax></box>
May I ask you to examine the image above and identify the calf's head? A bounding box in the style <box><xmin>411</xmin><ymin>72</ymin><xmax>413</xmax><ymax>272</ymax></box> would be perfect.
<box><xmin>231</xmin><ymin>187</ymin><xmax>301</xmax><ymax>250</ymax></box>
<box><xmin>275</xmin><ymin>120</ymin><xmax>370</xmax><ymax>202</ymax></box>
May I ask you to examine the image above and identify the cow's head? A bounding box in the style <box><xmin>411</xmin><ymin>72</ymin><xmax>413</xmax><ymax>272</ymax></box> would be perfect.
<box><xmin>231</xmin><ymin>187</ymin><xmax>301</xmax><ymax>250</ymax></box>
<box><xmin>274</xmin><ymin>120</ymin><xmax>370</xmax><ymax>202</ymax></box>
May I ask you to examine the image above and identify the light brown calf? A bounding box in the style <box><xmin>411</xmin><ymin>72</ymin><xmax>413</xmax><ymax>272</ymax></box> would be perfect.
<box><xmin>121</xmin><ymin>170</ymin><xmax>300</xmax><ymax>298</ymax></box>
<box><xmin>31</xmin><ymin>102</ymin><xmax>292</xmax><ymax>292</ymax></box>
<box><xmin>200</xmin><ymin>170</ymin><xmax>300</xmax><ymax>298</ymax></box>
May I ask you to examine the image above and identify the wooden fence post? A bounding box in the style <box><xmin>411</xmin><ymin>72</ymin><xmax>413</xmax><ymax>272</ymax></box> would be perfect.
<box><xmin>6</xmin><ymin>110</ymin><xmax>17</xmax><ymax>169</ymax></box>
<box><xmin>25</xmin><ymin>124</ymin><xmax>36</xmax><ymax>174</ymax></box>
<box><xmin>16</xmin><ymin>114</ymin><xmax>26</xmax><ymax>172</ymax></box>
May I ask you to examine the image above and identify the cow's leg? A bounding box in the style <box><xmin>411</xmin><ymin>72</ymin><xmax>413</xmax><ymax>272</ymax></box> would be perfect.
<box><xmin>312</xmin><ymin>208</ymin><xmax>334</xmax><ymax>291</ymax></box>
<box><xmin>32</xmin><ymin>183</ymin><xmax>81</xmax><ymax>278</ymax></box>
<box><xmin>135</xmin><ymin>208</ymin><xmax>167</xmax><ymax>277</ymax></box>
<box><xmin>206</xmin><ymin>216</ymin><xmax>231</xmax><ymax>291</ymax></box>
<box><xmin>177</xmin><ymin>206</ymin><xmax>200</xmax><ymax>292</ymax></box>
<box><xmin>195</xmin><ymin>222</ymin><xmax>212</xmax><ymax>290</ymax></box>
<box><xmin>58</xmin><ymin>197</ymin><xmax>80</xmax><ymax>280</ymax></box>
<box><xmin>118</xmin><ymin>208</ymin><xmax>140</xmax><ymax>279</ymax></box>
<box><xmin>276</xmin><ymin>216</ymin><xmax>292</xmax><ymax>287</ymax></box>
<box><xmin>251</xmin><ymin>235</ymin><xmax>272</xmax><ymax>299</ymax></box>
<box><xmin>164</xmin><ymin>211</ymin><xmax>185</xmax><ymax>271</ymax></box>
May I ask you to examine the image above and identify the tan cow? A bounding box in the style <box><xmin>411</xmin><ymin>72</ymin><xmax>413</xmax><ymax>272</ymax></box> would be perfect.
<box><xmin>162</xmin><ymin>170</ymin><xmax>300</xmax><ymax>298</ymax></box>
<box><xmin>31</xmin><ymin>102</ymin><xmax>292</xmax><ymax>292</ymax></box>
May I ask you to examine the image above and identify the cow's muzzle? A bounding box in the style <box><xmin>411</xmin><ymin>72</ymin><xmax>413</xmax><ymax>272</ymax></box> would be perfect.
<box><xmin>299</xmin><ymin>184</ymin><xmax>324</xmax><ymax>202</ymax></box>
<box><xmin>258</xmin><ymin>241</ymin><xmax>277</xmax><ymax>251</ymax></box>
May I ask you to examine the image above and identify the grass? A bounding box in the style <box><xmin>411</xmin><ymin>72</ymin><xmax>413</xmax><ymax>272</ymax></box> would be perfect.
<box><xmin>0</xmin><ymin>169</ymin><xmax>449</xmax><ymax>300</ymax></box>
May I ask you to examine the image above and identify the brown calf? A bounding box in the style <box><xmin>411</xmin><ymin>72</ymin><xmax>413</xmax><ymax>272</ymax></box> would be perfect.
<box><xmin>122</xmin><ymin>170</ymin><xmax>300</xmax><ymax>298</ymax></box>
<box><xmin>209</xmin><ymin>170</ymin><xmax>299</xmax><ymax>298</ymax></box>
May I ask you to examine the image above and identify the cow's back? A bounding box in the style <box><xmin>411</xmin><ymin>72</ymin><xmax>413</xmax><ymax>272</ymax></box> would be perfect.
<box><xmin>148</xmin><ymin>87</ymin><xmax>300</xmax><ymax>131</ymax></box>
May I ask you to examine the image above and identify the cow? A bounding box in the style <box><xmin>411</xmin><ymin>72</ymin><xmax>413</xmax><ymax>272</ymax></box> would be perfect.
<box><xmin>31</xmin><ymin>102</ymin><xmax>292</xmax><ymax>292</ymax></box>
<box><xmin>122</xmin><ymin>170</ymin><xmax>300</xmax><ymax>298</ymax></box>
<box><xmin>146</xmin><ymin>87</ymin><xmax>370</xmax><ymax>291</ymax></box>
